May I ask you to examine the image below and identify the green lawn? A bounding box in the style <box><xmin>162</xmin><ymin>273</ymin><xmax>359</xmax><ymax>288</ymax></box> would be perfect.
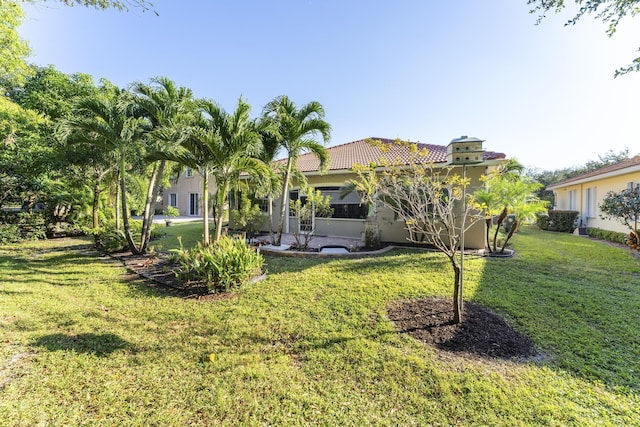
<box><xmin>1</xmin><ymin>228</ymin><xmax>639</xmax><ymax>425</ymax></box>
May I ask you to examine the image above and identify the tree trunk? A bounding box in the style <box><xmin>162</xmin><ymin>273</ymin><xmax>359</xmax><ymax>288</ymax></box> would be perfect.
<box><xmin>115</xmin><ymin>172</ymin><xmax>121</xmax><ymax>231</ymax></box>
<box><xmin>202</xmin><ymin>168</ymin><xmax>210</xmax><ymax>245</ymax></box>
<box><xmin>492</xmin><ymin>207</ymin><xmax>508</xmax><ymax>252</ymax></box>
<box><xmin>92</xmin><ymin>177</ymin><xmax>101</xmax><ymax>230</ymax></box>
<box><xmin>450</xmin><ymin>256</ymin><xmax>463</xmax><ymax>324</ymax></box>
<box><xmin>139</xmin><ymin>161</ymin><xmax>160</xmax><ymax>253</ymax></box>
<box><xmin>485</xmin><ymin>217</ymin><xmax>492</xmax><ymax>253</ymax></box>
<box><xmin>120</xmin><ymin>152</ymin><xmax>140</xmax><ymax>255</ymax></box>
<box><xmin>141</xmin><ymin>160</ymin><xmax>166</xmax><ymax>253</ymax></box>
<box><xmin>213</xmin><ymin>181</ymin><xmax>228</xmax><ymax>244</ymax></box>
<box><xmin>268</xmin><ymin>194</ymin><xmax>275</xmax><ymax>245</ymax></box>
<box><xmin>500</xmin><ymin>219</ymin><xmax>518</xmax><ymax>253</ymax></box>
<box><xmin>275</xmin><ymin>157</ymin><xmax>293</xmax><ymax>246</ymax></box>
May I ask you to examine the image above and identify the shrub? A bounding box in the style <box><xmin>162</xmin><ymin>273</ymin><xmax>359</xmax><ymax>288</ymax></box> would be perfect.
<box><xmin>91</xmin><ymin>220</ymin><xmax>148</xmax><ymax>253</ymax></box>
<box><xmin>538</xmin><ymin>210</ymin><xmax>579</xmax><ymax>232</ymax></box>
<box><xmin>0</xmin><ymin>211</ymin><xmax>47</xmax><ymax>244</ymax></box>
<box><xmin>171</xmin><ymin>235</ymin><xmax>264</xmax><ymax>293</ymax></box>
<box><xmin>587</xmin><ymin>227</ymin><xmax>627</xmax><ymax>245</ymax></box>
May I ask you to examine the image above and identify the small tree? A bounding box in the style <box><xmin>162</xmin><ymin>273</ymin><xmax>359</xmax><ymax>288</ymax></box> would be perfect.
<box><xmin>230</xmin><ymin>192</ymin><xmax>264</xmax><ymax>243</ymax></box>
<box><xmin>342</xmin><ymin>162</ymin><xmax>381</xmax><ymax>249</ymax></box>
<box><xmin>599</xmin><ymin>187</ymin><xmax>640</xmax><ymax>247</ymax></box>
<box><xmin>373</xmin><ymin>141</ymin><xmax>479</xmax><ymax>324</ymax></box>
<box><xmin>290</xmin><ymin>188</ymin><xmax>333</xmax><ymax>251</ymax></box>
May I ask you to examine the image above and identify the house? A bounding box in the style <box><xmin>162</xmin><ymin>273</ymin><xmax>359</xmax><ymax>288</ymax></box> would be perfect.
<box><xmin>163</xmin><ymin>166</ymin><xmax>213</xmax><ymax>217</ymax></box>
<box><xmin>163</xmin><ymin>137</ymin><xmax>507</xmax><ymax>249</ymax></box>
<box><xmin>263</xmin><ymin>137</ymin><xmax>506</xmax><ymax>249</ymax></box>
<box><xmin>546</xmin><ymin>155</ymin><xmax>640</xmax><ymax>234</ymax></box>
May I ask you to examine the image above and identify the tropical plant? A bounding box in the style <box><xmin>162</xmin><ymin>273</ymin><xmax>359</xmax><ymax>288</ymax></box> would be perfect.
<box><xmin>342</xmin><ymin>162</ymin><xmax>381</xmax><ymax>248</ymax></box>
<box><xmin>59</xmin><ymin>86</ymin><xmax>150</xmax><ymax>253</ymax></box>
<box><xmin>230</xmin><ymin>192</ymin><xmax>264</xmax><ymax>242</ymax></box>
<box><xmin>472</xmin><ymin>159</ymin><xmax>548</xmax><ymax>253</ymax></box>
<box><xmin>290</xmin><ymin>188</ymin><xmax>333</xmax><ymax>250</ymax></box>
<box><xmin>131</xmin><ymin>76</ymin><xmax>194</xmax><ymax>250</ymax></box>
<box><xmin>171</xmin><ymin>235</ymin><xmax>264</xmax><ymax>293</ymax></box>
<box><xmin>262</xmin><ymin>95</ymin><xmax>331</xmax><ymax>246</ymax></box>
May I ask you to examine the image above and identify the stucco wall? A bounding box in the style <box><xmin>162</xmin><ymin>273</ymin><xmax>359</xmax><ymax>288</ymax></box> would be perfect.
<box><xmin>163</xmin><ymin>171</ymin><xmax>217</xmax><ymax>217</ymax></box>
<box><xmin>553</xmin><ymin>170</ymin><xmax>640</xmax><ymax>234</ymax></box>
<box><xmin>258</xmin><ymin>164</ymin><xmax>490</xmax><ymax>249</ymax></box>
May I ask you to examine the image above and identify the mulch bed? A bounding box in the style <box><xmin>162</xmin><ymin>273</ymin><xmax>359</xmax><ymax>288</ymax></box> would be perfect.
<box><xmin>387</xmin><ymin>297</ymin><xmax>539</xmax><ymax>360</ymax></box>
<box><xmin>109</xmin><ymin>252</ymin><xmax>236</xmax><ymax>302</ymax></box>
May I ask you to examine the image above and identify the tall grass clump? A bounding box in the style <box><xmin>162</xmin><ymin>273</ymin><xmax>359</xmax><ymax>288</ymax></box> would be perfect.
<box><xmin>172</xmin><ymin>235</ymin><xmax>264</xmax><ymax>292</ymax></box>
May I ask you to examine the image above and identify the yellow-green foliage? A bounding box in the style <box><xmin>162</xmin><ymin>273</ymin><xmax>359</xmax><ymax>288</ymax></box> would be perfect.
<box><xmin>172</xmin><ymin>235</ymin><xmax>264</xmax><ymax>292</ymax></box>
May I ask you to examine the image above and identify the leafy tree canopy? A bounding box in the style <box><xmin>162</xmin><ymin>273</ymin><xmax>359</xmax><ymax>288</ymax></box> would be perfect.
<box><xmin>0</xmin><ymin>1</ymin><xmax>32</xmax><ymax>89</ymax></box>
<box><xmin>21</xmin><ymin>0</ymin><xmax>156</xmax><ymax>14</ymax></box>
<box><xmin>528</xmin><ymin>0</ymin><xmax>640</xmax><ymax>75</ymax></box>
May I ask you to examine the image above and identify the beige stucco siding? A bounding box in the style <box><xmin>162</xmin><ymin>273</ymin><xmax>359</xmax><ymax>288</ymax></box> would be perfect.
<box><xmin>262</xmin><ymin>164</ymin><xmax>489</xmax><ymax>249</ymax></box>
<box><xmin>163</xmin><ymin>171</ymin><xmax>217</xmax><ymax>217</ymax></box>
<box><xmin>552</xmin><ymin>170</ymin><xmax>640</xmax><ymax>234</ymax></box>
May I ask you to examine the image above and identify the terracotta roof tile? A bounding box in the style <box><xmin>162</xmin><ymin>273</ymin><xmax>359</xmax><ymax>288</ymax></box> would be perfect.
<box><xmin>548</xmin><ymin>155</ymin><xmax>640</xmax><ymax>188</ymax></box>
<box><xmin>278</xmin><ymin>137</ymin><xmax>506</xmax><ymax>173</ymax></box>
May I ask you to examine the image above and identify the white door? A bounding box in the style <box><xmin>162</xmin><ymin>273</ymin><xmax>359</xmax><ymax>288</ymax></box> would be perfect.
<box><xmin>189</xmin><ymin>193</ymin><xmax>199</xmax><ymax>216</ymax></box>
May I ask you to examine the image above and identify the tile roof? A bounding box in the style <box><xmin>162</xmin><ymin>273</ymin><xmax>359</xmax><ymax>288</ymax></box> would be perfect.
<box><xmin>547</xmin><ymin>155</ymin><xmax>640</xmax><ymax>188</ymax></box>
<box><xmin>278</xmin><ymin>137</ymin><xmax>506</xmax><ymax>173</ymax></box>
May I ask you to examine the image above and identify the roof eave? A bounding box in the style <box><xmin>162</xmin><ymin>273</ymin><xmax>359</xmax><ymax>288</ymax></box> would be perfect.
<box><xmin>547</xmin><ymin>164</ymin><xmax>640</xmax><ymax>190</ymax></box>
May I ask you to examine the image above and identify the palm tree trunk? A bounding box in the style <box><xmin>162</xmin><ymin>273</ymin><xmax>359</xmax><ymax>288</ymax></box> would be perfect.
<box><xmin>492</xmin><ymin>207</ymin><xmax>508</xmax><ymax>252</ymax></box>
<box><xmin>92</xmin><ymin>177</ymin><xmax>101</xmax><ymax>230</ymax></box>
<box><xmin>139</xmin><ymin>161</ymin><xmax>160</xmax><ymax>253</ymax></box>
<box><xmin>120</xmin><ymin>153</ymin><xmax>140</xmax><ymax>254</ymax></box>
<box><xmin>142</xmin><ymin>160</ymin><xmax>166</xmax><ymax>252</ymax></box>
<box><xmin>213</xmin><ymin>181</ymin><xmax>228</xmax><ymax>244</ymax></box>
<box><xmin>268</xmin><ymin>194</ymin><xmax>275</xmax><ymax>245</ymax></box>
<box><xmin>500</xmin><ymin>219</ymin><xmax>518</xmax><ymax>253</ymax></box>
<box><xmin>115</xmin><ymin>172</ymin><xmax>121</xmax><ymax>231</ymax></box>
<box><xmin>203</xmin><ymin>168</ymin><xmax>210</xmax><ymax>245</ymax></box>
<box><xmin>275</xmin><ymin>158</ymin><xmax>293</xmax><ymax>246</ymax></box>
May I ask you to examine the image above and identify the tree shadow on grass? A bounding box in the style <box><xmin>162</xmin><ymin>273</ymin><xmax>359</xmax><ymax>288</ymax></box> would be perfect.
<box><xmin>32</xmin><ymin>333</ymin><xmax>134</xmax><ymax>357</ymax></box>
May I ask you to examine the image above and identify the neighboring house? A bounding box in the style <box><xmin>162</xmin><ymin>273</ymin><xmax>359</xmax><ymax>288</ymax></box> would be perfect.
<box><xmin>547</xmin><ymin>155</ymin><xmax>640</xmax><ymax>234</ymax></box>
<box><xmin>260</xmin><ymin>137</ymin><xmax>505</xmax><ymax>249</ymax></box>
<box><xmin>163</xmin><ymin>166</ymin><xmax>215</xmax><ymax>217</ymax></box>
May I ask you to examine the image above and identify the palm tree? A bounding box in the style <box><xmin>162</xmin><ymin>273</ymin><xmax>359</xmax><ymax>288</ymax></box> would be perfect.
<box><xmin>198</xmin><ymin>98</ymin><xmax>268</xmax><ymax>244</ymax></box>
<box><xmin>160</xmin><ymin>98</ymin><xmax>267</xmax><ymax>245</ymax></box>
<box><xmin>131</xmin><ymin>77</ymin><xmax>194</xmax><ymax>251</ymax></box>
<box><xmin>253</xmin><ymin>125</ymin><xmax>282</xmax><ymax>244</ymax></box>
<box><xmin>60</xmin><ymin>87</ymin><xmax>149</xmax><ymax>254</ymax></box>
<box><xmin>262</xmin><ymin>95</ymin><xmax>331</xmax><ymax>246</ymax></box>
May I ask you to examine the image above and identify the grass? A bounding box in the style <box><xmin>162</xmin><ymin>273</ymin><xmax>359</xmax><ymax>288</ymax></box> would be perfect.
<box><xmin>0</xmin><ymin>228</ymin><xmax>639</xmax><ymax>425</ymax></box>
<box><xmin>151</xmin><ymin>220</ymin><xmax>209</xmax><ymax>252</ymax></box>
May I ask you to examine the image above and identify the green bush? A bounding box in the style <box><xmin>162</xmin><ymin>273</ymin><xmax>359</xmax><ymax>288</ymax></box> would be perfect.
<box><xmin>587</xmin><ymin>227</ymin><xmax>628</xmax><ymax>245</ymax></box>
<box><xmin>538</xmin><ymin>210</ymin><xmax>579</xmax><ymax>232</ymax></box>
<box><xmin>0</xmin><ymin>211</ymin><xmax>47</xmax><ymax>244</ymax></box>
<box><xmin>91</xmin><ymin>220</ymin><xmax>165</xmax><ymax>253</ymax></box>
<box><xmin>171</xmin><ymin>235</ymin><xmax>264</xmax><ymax>293</ymax></box>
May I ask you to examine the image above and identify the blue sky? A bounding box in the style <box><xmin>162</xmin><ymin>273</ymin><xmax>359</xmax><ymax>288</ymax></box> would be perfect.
<box><xmin>19</xmin><ymin>0</ymin><xmax>640</xmax><ymax>170</ymax></box>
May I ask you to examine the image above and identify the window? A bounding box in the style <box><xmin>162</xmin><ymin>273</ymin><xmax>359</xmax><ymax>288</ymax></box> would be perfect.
<box><xmin>169</xmin><ymin>193</ymin><xmax>177</xmax><ymax>207</ymax></box>
<box><xmin>258</xmin><ymin>197</ymin><xmax>269</xmax><ymax>214</ymax></box>
<box><xmin>185</xmin><ymin>167</ymin><xmax>194</xmax><ymax>178</ymax></box>
<box><xmin>317</xmin><ymin>186</ymin><xmax>368</xmax><ymax>220</ymax></box>
<box><xmin>585</xmin><ymin>187</ymin><xmax>597</xmax><ymax>218</ymax></box>
<box><xmin>628</xmin><ymin>182</ymin><xmax>640</xmax><ymax>191</ymax></box>
<box><xmin>289</xmin><ymin>190</ymin><xmax>299</xmax><ymax>216</ymax></box>
<box><xmin>568</xmin><ymin>190</ymin><xmax>577</xmax><ymax>211</ymax></box>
